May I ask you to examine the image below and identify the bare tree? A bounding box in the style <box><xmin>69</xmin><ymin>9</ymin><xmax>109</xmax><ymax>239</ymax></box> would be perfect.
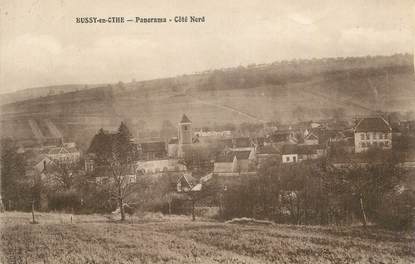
<box><xmin>331</xmin><ymin>158</ymin><xmax>403</xmax><ymax>227</ymax></box>
<box><xmin>49</xmin><ymin>161</ymin><xmax>80</xmax><ymax>191</ymax></box>
<box><xmin>93</xmin><ymin>122</ymin><xmax>138</xmax><ymax>221</ymax></box>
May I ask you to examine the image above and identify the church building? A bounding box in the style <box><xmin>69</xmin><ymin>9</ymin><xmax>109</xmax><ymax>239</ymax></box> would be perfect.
<box><xmin>168</xmin><ymin>114</ymin><xmax>194</xmax><ymax>159</ymax></box>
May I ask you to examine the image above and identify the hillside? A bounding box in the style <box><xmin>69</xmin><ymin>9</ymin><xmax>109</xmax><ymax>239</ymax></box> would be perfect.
<box><xmin>1</xmin><ymin>54</ymin><xmax>414</xmax><ymax>150</ymax></box>
<box><xmin>1</xmin><ymin>212</ymin><xmax>413</xmax><ymax>263</ymax></box>
<box><xmin>0</xmin><ymin>84</ymin><xmax>108</xmax><ymax>106</ymax></box>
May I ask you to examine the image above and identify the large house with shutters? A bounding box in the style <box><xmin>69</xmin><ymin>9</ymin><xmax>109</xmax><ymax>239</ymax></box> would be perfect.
<box><xmin>353</xmin><ymin>116</ymin><xmax>392</xmax><ymax>153</ymax></box>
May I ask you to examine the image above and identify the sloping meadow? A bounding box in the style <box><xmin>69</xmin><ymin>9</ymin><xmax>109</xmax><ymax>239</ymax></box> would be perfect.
<box><xmin>1</xmin><ymin>212</ymin><xmax>414</xmax><ymax>264</ymax></box>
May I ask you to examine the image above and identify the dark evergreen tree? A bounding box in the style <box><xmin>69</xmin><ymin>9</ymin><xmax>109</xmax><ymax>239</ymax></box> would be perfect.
<box><xmin>88</xmin><ymin>122</ymin><xmax>137</xmax><ymax>221</ymax></box>
<box><xmin>1</xmin><ymin>139</ymin><xmax>30</xmax><ymax>211</ymax></box>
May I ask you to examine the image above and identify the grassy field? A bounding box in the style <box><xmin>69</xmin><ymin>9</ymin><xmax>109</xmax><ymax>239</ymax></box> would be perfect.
<box><xmin>0</xmin><ymin>212</ymin><xmax>414</xmax><ymax>264</ymax></box>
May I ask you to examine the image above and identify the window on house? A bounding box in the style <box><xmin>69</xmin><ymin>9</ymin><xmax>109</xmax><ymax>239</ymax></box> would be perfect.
<box><xmin>366</xmin><ymin>133</ymin><xmax>370</xmax><ymax>140</ymax></box>
<box><xmin>293</xmin><ymin>156</ymin><xmax>297</xmax><ymax>162</ymax></box>
<box><xmin>360</xmin><ymin>133</ymin><xmax>364</xmax><ymax>140</ymax></box>
<box><xmin>286</xmin><ymin>157</ymin><xmax>290</xmax><ymax>162</ymax></box>
<box><xmin>184</xmin><ymin>126</ymin><xmax>187</xmax><ymax>131</ymax></box>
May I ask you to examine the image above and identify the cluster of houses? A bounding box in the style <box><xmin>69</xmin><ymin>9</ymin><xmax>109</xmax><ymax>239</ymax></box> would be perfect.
<box><xmin>16</xmin><ymin>113</ymin><xmax>414</xmax><ymax>196</ymax></box>
<box><xmin>23</xmin><ymin>142</ymin><xmax>81</xmax><ymax>180</ymax></box>
<box><xmin>82</xmin><ymin>113</ymin><xmax>415</xmax><ymax>193</ymax></box>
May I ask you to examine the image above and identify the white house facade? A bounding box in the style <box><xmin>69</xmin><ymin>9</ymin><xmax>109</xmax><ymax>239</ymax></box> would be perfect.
<box><xmin>354</xmin><ymin>117</ymin><xmax>392</xmax><ymax>153</ymax></box>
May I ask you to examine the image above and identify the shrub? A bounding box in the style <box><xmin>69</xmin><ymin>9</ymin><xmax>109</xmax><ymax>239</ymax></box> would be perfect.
<box><xmin>48</xmin><ymin>190</ymin><xmax>81</xmax><ymax>212</ymax></box>
<box><xmin>375</xmin><ymin>190</ymin><xmax>415</xmax><ymax>230</ymax></box>
<box><xmin>77</xmin><ymin>182</ymin><xmax>116</xmax><ymax>214</ymax></box>
<box><xmin>195</xmin><ymin>206</ymin><xmax>220</xmax><ymax>218</ymax></box>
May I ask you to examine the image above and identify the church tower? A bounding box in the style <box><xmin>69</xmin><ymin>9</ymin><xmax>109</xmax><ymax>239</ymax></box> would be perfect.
<box><xmin>178</xmin><ymin>114</ymin><xmax>192</xmax><ymax>158</ymax></box>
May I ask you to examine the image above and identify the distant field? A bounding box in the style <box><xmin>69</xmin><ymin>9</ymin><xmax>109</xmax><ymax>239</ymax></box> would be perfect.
<box><xmin>1</xmin><ymin>212</ymin><xmax>414</xmax><ymax>264</ymax></box>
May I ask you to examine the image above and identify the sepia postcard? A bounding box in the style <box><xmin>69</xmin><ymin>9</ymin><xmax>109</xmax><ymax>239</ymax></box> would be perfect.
<box><xmin>0</xmin><ymin>0</ymin><xmax>414</xmax><ymax>263</ymax></box>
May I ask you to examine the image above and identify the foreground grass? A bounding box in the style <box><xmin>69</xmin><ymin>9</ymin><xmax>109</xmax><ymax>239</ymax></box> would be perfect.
<box><xmin>0</xmin><ymin>212</ymin><xmax>414</xmax><ymax>264</ymax></box>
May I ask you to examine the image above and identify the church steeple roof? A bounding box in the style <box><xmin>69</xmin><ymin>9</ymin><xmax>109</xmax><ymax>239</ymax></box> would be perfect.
<box><xmin>180</xmin><ymin>114</ymin><xmax>191</xmax><ymax>124</ymax></box>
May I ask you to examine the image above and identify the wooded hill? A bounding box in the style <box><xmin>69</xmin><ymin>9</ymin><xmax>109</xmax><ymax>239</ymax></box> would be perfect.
<box><xmin>1</xmin><ymin>53</ymin><xmax>414</xmax><ymax>148</ymax></box>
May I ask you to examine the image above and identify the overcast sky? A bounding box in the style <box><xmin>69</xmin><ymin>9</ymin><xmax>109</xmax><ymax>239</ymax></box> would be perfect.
<box><xmin>0</xmin><ymin>0</ymin><xmax>413</xmax><ymax>93</ymax></box>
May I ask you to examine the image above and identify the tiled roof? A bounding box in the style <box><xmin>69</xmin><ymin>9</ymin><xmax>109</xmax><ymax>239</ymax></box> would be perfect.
<box><xmin>281</xmin><ymin>145</ymin><xmax>321</xmax><ymax>155</ymax></box>
<box><xmin>308</xmin><ymin>128</ymin><xmax>340</xmax><ymax>145</ymax></box>
<box><xmin>48</xmin><ymin>148</ymin><xmax>61</xmax><ymax>155</ymax></box>
<box><xmin>280</xmin><ymin>144</ymin><xmax>298</xmax><ymax>155</ymax></box>
<box><xmin>270</xmin><ymin>132</ymin><xmax>289</xmax><ymax>143</ymax></box>
<box><xmin>400</xmin><ymin>151</ymin><xmax>415</xmax><ymax>162</ymax></box>
<box><xmin>168</xmin><ymin>138</ymin><xmax>179</xmax><ymax>144</ymax></box>
<box><xmin>280</xmin><ymin>144</ymin><xmax>322</xmax><ymax>155</ymax></box>
<box><xmin>215</xmin><ymin>153</ymin><xmax>234</xmax><ymax>163</ymax></box>
<box><xmin>140</xmin><ymin>142</ymin><xmax>166</xmax><ymax>153</ymax></box>
<box><xmin>343</xmin><ymin>129</ymin><xmax>355</xmax><ymax>138</ymax></box>
<box><xmin>354</xmin><ymin>117</ymin><xmax>391</xmax><ymax>132</ymax></box>
<box><xmin>180</xmin><ymin>114</ymin><xmax>191</xmax><ymax>123</ymax></box>
<box><xmin>305</xmin><ymin>133</ymin><xmax>318</xmax><ymax>140</ymax></box>
<box><xmin>87</xmin><ymin>131</ymin><xmax>116</xmax><ymax>154</ymax></box>
<box><xmin>326</xmin><ymin>120</ymin><xmax>350</xmax><ymax>131</ymax></box>
<box><xmin>216</xmin><ymin>150</ymin><xmax>251</xmax><ymax>162</ymax></box>
<box><xmin>254</xmin><ymin>137</ymin><xmax>265</xmax><ymax>147</ymax></box>
<box><xmin>45</xmin><ymin>146</ymin><xmax>80</xmax><ymax>155</ymax></box>
<box><xmin>177</xmin><ymin>174</ymin><xmax>197</xmax><ymax>189</ymax></box>
<box><xmin>27</xmin><ymin>154</ymin><xmax>51</xmax><ymax>167</ymax></box>
<box><xmin>297</xmin><ymin>145</ymin><xmax>321</xmax><ymax>155</ymax></box>
<box><xmin>234</xmin><ymin>150</ymin><xmax>251</xmax><ymax>160</ymax></box>
<box><xmin>257</xmin><ymin>145</ymin><xmax>280</xmax><ymax>154</ymax></box>
<box><xmin>233</xmin><ymin>137</ymin><xmax>251</xmax><ymax>148</ymax></box>
<box><xmin>219</xmin><ymin>139</ymin><xmax>233</xmax><ymax>148</ymax></box>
